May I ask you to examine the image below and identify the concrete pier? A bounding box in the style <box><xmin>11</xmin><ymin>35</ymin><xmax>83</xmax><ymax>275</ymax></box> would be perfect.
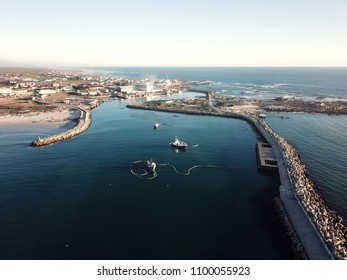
<box><xmin>188</xmin><ymin>88</ymin><xmax>216</xmax><ymax>98</ymax></box>
<box><xmin>31</xmin><ymin>107</ymin><xmax>91</xmax><ymax>147</ymax></box>
<box><xmin>256</xmin><ymin>143</ymin><xmax>278</xmax><ymax>171</ymax></box>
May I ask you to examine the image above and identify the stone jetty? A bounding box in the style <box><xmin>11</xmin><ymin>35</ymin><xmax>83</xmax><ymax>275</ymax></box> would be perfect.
<box><xmin>31</xmin><ymin>107</ymin><xmax>91</xmax><ymax>147</ymax></box>
<box><xmin>259</xmin><ymin>120</ymin><xmax>347</xmax><ymax>259</ymax></box>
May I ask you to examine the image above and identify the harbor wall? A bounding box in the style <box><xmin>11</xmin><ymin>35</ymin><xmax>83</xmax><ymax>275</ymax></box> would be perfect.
<box><xmin>127</xmin><ymin>104</ymin><xmax>347</xmax><ymax>259</ymax></box>
<box><xmin>259</xmin><ymin>120</ymin><xmax>346</xmax><ymax>259</ymax></box>
<box><xmin>31</xmin><ymin>107</ymin><xmax>91</xmax><ymax>147</ymax></box>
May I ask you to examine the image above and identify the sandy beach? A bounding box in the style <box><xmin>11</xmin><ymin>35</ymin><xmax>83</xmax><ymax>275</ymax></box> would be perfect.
<box><xmin>0</xmin><ymin>108</ymin><xmax>81</xmax><ymax>128</ymax></box>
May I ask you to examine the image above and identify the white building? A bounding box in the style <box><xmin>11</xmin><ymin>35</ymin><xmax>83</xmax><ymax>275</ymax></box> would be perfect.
<box><xmin>34</xmin><ymin>89</ymin><xmax>56</xmax><ymax>95</ymax></box>
<box><xmin>0</xmin><ymin>88</ymin><xmax>12</xmax><ymax>96</ymax></box>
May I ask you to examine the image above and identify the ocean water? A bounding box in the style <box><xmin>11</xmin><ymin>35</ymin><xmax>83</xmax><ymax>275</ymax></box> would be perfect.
<box><xmin>1</xmin><ymin>67</ymin><xmax>346</xmax><ymax>260</ymax></box>
<box><xmin>266</xmin><ymin>113</ymin><xmax>347</xmax><ymax>222</ymax></box>
<box><xmin>89</xmin><ymin>66</ymin><xmax>347</xmax><ymax>101</ymax></box>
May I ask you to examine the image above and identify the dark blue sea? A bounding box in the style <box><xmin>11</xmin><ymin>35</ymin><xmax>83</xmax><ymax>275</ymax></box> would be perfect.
<box><xmin>1</xmin><ymin>67</ymin><xmax>346</xmax><ymax>260</ymax></box>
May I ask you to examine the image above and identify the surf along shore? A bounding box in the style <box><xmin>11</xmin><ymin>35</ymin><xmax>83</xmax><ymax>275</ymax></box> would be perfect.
<box><xmin>127</xmin><ymin>100</ymin><xmax>347</xmax><ymax>260</ymax></box>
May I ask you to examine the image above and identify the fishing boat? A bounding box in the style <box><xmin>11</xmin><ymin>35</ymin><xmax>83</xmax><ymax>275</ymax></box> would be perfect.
<box><xmin>170</xmin><ymin>136</ymin><xmax>188</xmax><ymax>149</ymax></box>
<box><xmin>146</xmin><ymin>159</ymin><xmax>156</xmax><ymax>172</ymax></box>
<box><xmin>154</xmin><ymin>123</ymin><xmax>161</xmax><ymax>129</ymax></box>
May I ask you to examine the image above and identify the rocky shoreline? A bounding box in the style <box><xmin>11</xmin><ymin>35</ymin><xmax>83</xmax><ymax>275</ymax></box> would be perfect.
<box><xmin>258</xmin><ymin>99</ymin><xmax>347</xmax><ymax>115</ymax></box>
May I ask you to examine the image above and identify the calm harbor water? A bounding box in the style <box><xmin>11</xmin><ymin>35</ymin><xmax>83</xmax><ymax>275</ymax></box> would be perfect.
<box><xmin>102</xmin><ymin>66</ymin><xmax>347</xmax><ymax>222</ymax></box>
<box><xmin>1</xmin><ymin>67</ymin><xmax>346</xmax><ymax>260</ymax></box>
<box><xmin>0</xmin><ymin>100</ymin><xmax>293</xmax><ymax>259</ymax></box>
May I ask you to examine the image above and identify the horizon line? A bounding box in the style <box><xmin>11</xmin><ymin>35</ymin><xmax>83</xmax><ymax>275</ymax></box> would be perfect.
<box><xmin>1</xmin><ymin>65</ymin><xmax>347</xmax><ymax>69</ymax></box>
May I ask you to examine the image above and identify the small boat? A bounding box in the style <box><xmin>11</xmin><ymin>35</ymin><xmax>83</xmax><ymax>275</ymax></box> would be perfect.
<box><xmin>258</xmin><ymin>113</ymin><xmax>266</xmax><ymax>118</ymax></box>
<box><xmin>170</xmin><ymin>136</ymin><xmax>188</xmax><ymax>149</ymax></box>
<box><xmin>146</xmin><ymin>159</ymin><xmax>156</xmax><ymax>172</ymax></box>
<box><xmin>154</xmin><ymin>123</ymin><xmax>161</xmax><ymax>129</ymax></box>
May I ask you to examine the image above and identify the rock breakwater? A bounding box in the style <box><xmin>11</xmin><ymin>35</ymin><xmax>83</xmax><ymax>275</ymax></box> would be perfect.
<box><xmin>260</xmin><ymin>120</ymin><xmax>347</xmax><ymax>259</ymax></box>
<box><xmin>127</xmin><ymin>102</ymin><xmax>347</xmax><ymax>259</ymax></box>
<box><xmin>31</xmin><ymin>107</ymin><xmax>91</xmax><ymax>147</ymax></box>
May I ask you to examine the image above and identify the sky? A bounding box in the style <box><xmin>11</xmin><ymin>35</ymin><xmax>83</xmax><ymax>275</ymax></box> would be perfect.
<box><xmin>1</xmin><ymin>0</ymin><xmax>347</xmax><ymax>67</ymax></box>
